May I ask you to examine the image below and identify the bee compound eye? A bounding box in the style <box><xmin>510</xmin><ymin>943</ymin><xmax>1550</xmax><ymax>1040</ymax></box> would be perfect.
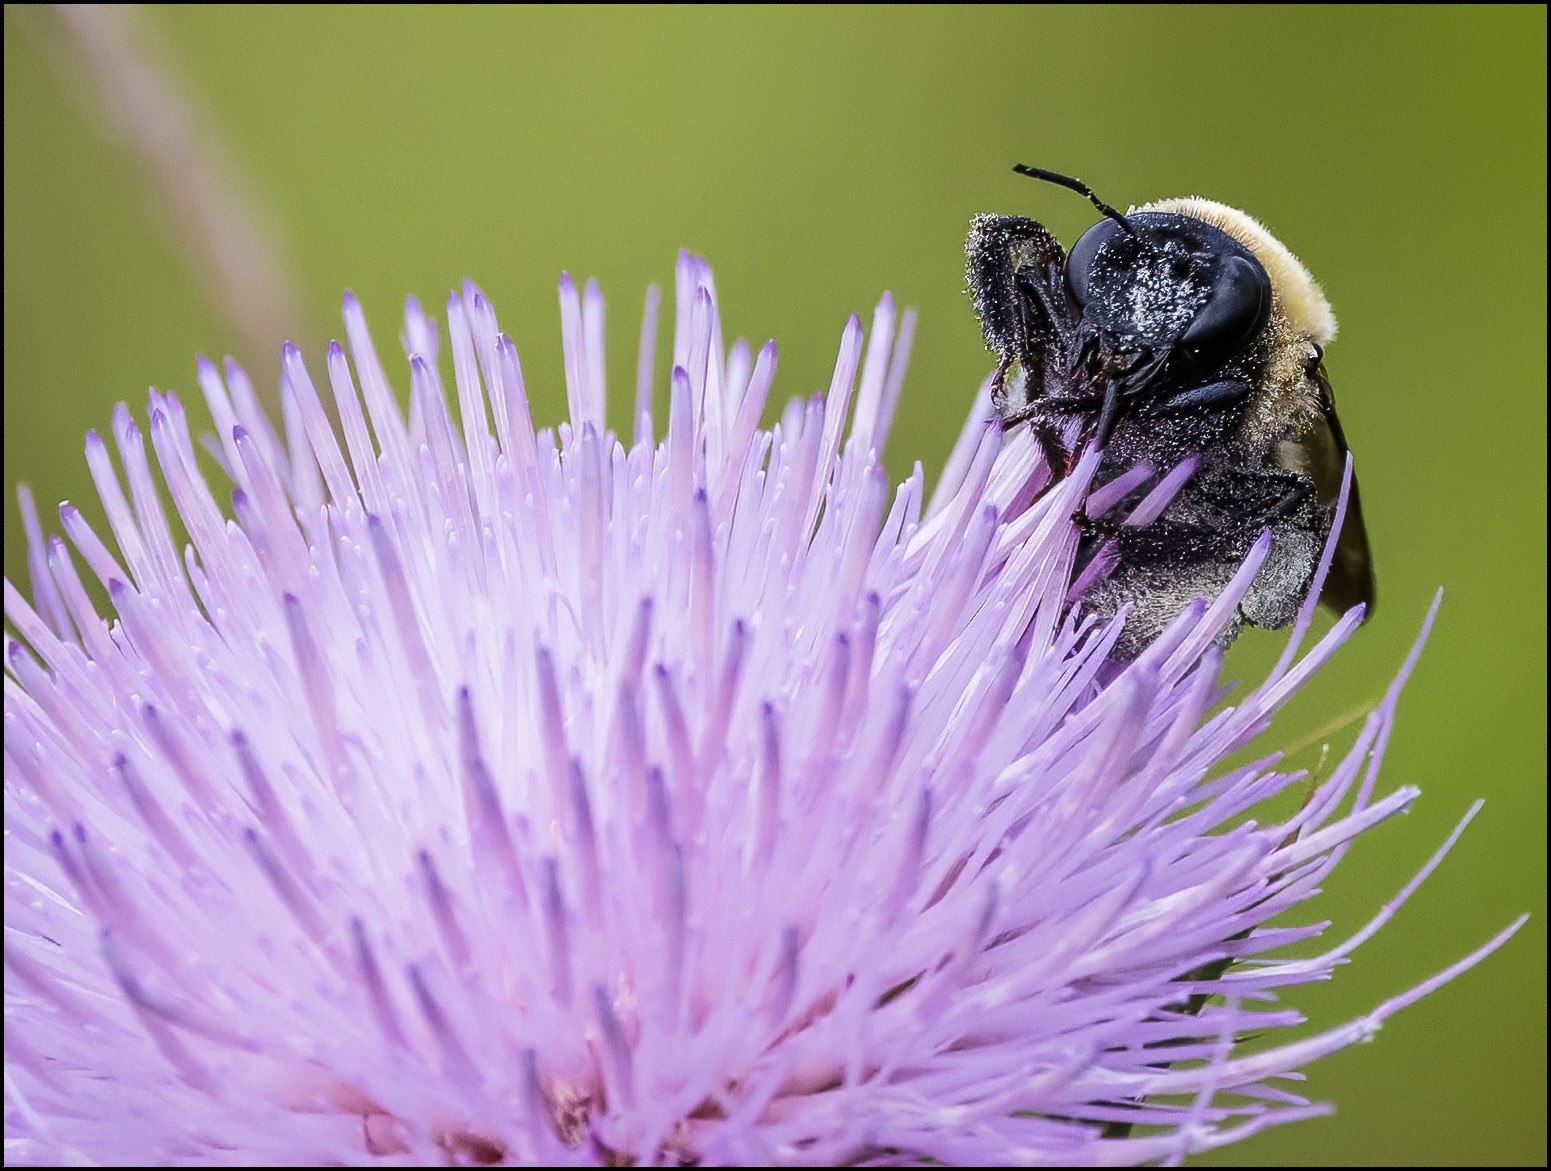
<box><xmin>1064</xmin><ymin>217</ymin><xmax>1128</xmax><ymax>307</ymax></box>
<box><xmin>1178</xmin><ymin>253</ymin><xmax>1272</xmax><ymax>357</ymax></box>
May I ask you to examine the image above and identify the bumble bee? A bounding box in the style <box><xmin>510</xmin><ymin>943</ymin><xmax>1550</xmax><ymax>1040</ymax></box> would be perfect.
<box><xmin>966</xmin><ymin>165</ymin><xmax>1374</xmax><ymax>658</ymax></box>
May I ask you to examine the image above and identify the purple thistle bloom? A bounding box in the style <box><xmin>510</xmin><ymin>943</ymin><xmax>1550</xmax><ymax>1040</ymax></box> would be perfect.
<box><xmin>4</xmin><ymin>253</ymin><xmax>1521</xmax><ymax>1165</ymax></box>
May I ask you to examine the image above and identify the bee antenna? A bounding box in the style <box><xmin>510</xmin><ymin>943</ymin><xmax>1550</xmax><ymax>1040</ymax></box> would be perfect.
<box><xmin>1013</xmin><ymin>165</ymin><xmax>1138</xmax><ymax>239</ymax></box>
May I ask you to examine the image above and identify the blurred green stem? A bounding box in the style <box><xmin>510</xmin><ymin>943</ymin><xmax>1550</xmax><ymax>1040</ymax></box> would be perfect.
<box><xmin>42</xmin><ymin>4</ymin><xmax>306</xmax><ymax>392</ymax></box>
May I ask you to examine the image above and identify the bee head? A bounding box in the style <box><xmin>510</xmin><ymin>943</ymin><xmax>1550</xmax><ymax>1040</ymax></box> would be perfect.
<box><xmin>1011</xmin><ymin>166</ymin><xmax>1276</xmax><ymax>368</ymax></box>
<box><xmin>1064</xmin><ymin>212</ymin><xmax>1273</xmax><ymax>363</ymax></box>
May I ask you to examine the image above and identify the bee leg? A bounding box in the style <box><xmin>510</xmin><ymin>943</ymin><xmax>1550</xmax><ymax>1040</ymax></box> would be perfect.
<box><xmin>1071</xmin><ymin>501</ymin><xmax>1122</xmax><ymax>538</ymax></box>
<box><xmin>1267</xmin><ymin>477</ymin><xmax>1315</xmax><ymax>521</ymax></box>
<box><xmin>996</xmin><ymin>399</ymin><xmax>1070</xmax><ymax>485</ymax></box>
<box><xmin>989</xmin><ymin>352</ymin><xmax>1014</xmax><ymax>411</ymax></box>
<box><xmin>1034</xmin><ymin>422</ymin><xmax>1070</xmax><ymax>482</ymax></box>
<box><xmin>1215</xmin><ymin>468</ymin><xmax>1326</xmax><ymax>632</ymax></box>
<box><xmin>1154</xmin><ymin>378</ymin><xmax>1249</xmax><ymax>414</ymax></box>
<box><xmin>1069</xmin><ymin>514</ymin><xmax>1121</xmax><ymax>600</ymax></box>
<box><xmin>1091</xmin><ymin>380</ymin><xmax>1122</xmax><ymax>452</ymax></box>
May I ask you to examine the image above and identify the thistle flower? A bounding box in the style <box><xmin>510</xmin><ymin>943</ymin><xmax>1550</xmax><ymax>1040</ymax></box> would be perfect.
<box><xmin>3</xmin><ymin>253</ymin><xmax>1520</xmax><ymax>1166</ymax></box>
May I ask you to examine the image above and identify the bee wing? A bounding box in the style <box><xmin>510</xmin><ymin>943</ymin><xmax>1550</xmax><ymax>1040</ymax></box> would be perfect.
<box><xmin>1295</xmin><ymin>362</ymin><xmax>1376</xmax><ymax>617</ymax></box>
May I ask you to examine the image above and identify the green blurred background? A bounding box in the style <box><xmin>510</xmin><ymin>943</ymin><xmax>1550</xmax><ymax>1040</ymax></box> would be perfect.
<box><xmin>5</xmin><ymin>5</ymin><xmax>1544</xmax><ymax>1164</ymax></box>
